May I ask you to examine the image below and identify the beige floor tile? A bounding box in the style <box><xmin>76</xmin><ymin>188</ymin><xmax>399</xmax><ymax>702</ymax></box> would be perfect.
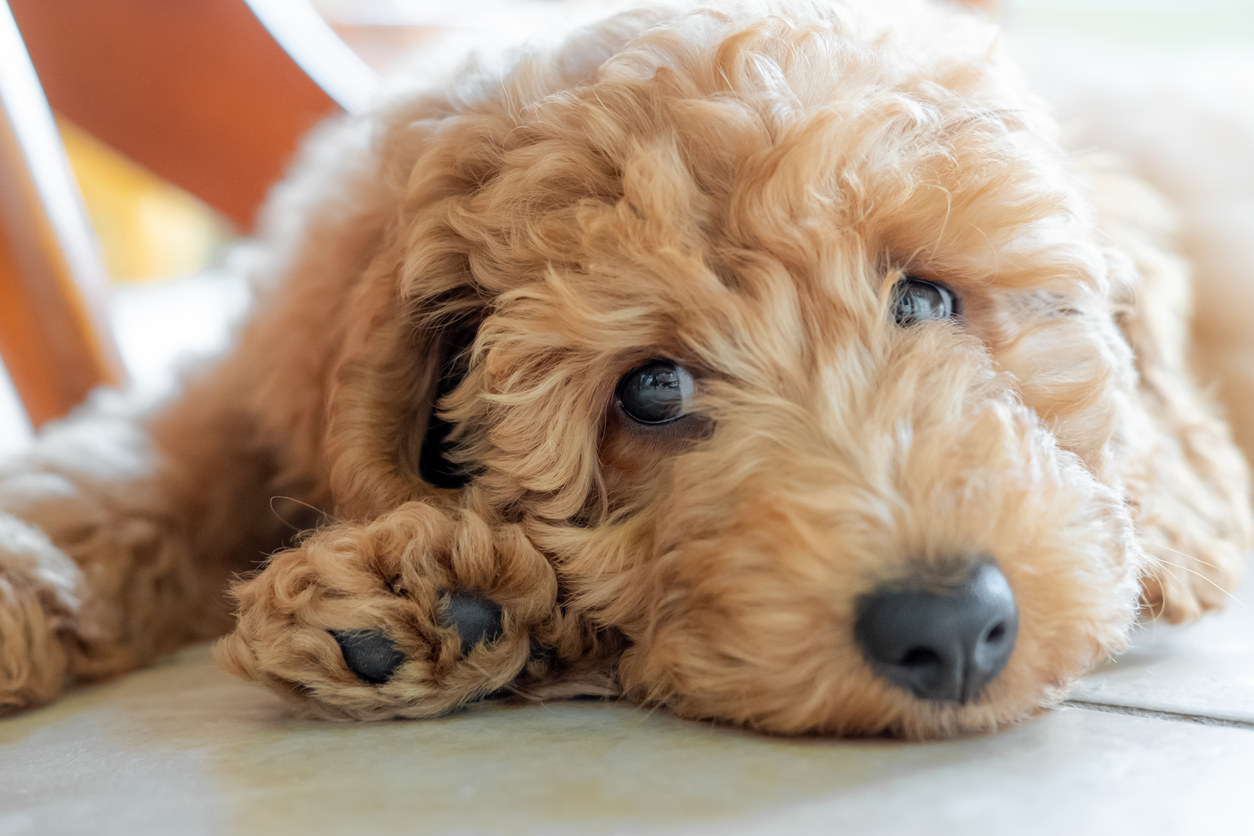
<box><xmin>1070</xmin><ymin>568</ymin><xmax>1254</xmax><ymax>725</ymax></box>
<box><xmin>2</xmin><ymin>643</ymin><xmax>1252</xmax><ymax>836</ymax></box>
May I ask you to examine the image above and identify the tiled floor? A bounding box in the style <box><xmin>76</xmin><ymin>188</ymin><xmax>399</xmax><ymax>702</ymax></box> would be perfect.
<box><xmin>1070</xmin><ymin>600</ymin><xmax>1254</xmax><ymax>726</ymax></box>
<box><xmin>4</xmin><ymin>3</ymin><xmax>1254</xmax><ymax>834</ymax></box>
<box><xmin>1</xmin><ymin>579</ymin><xmax>1252</xmax><ymax>836</ymax></box>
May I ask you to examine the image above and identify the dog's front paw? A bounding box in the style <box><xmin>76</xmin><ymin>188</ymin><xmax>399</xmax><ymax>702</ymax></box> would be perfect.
<box><xmin>215</xmin><ymin>501</ymin><xmax>554</xmax><ymax>719</ymax></box>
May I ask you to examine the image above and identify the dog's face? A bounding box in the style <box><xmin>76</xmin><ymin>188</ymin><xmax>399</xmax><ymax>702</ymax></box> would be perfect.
<box><xmin>340</xmin><ymin>1</ymin><xmax>1149</xmax><ymax>737</ymax></box>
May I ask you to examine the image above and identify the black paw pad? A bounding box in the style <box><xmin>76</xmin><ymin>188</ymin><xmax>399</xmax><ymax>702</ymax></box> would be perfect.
<box><xmin>438</xmin><ymin>590</ymin><xmax>503</xmax><ymax>655</ymax></box>
<box><xmin>331</xmin><ymin>629</ymin><xmax>406</xmax><ymax>685</ymax></box>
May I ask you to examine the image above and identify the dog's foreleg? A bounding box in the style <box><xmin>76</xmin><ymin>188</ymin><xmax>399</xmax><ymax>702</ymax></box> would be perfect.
<box><xmin>0</xmin><ymin>363</ymin><xmax>306</xmax><ymax>714</ymax></box>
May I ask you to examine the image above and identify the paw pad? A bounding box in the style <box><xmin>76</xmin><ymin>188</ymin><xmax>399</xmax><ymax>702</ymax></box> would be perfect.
<box><xmin>439</xmin><ymin>590</ymin><xmax>503</xmax><ymax>654</ymax></box>
<box><xmin>329</xmin><ymin>591</ymin><xmax>502</xmax><ymax>686</ymax></box>
<box><xmin>331</xmin><ymin>630</ymin><xmax>406</xmax><ymax>685</ymax></box>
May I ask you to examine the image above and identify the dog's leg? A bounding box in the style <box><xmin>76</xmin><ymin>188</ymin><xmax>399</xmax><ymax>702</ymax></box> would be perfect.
<box><xmin>215</xmin><ymin>499</ymin><xmax>600</xmax><ymax>718</ymax></box>
<box><xmin>0</xmin><ymin>361</ymin><xmax>309</xmax><ymax>714</ymax></box>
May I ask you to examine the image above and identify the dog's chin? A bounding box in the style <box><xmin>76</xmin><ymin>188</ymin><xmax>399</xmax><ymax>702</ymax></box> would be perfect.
<box><xmin>615</xmin><ymin>589</ymin><xmax>1131</xmax><ymax>739</ymax></box>
<box><xmin>616</xmin><ymin>604</ymin><xmax>1126</xmax><ymax>739</ymax></box>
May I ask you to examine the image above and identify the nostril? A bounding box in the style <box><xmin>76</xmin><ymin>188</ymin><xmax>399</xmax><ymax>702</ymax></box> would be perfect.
<box><xmin>985</xmin><ymin>622</ymin><xmax>1007</xmax><ymax>644</ymax></box>
<box><xmin>898</xmin><ymin>646</ymin><xmax>942</xmax><ymax>671</ymax></box>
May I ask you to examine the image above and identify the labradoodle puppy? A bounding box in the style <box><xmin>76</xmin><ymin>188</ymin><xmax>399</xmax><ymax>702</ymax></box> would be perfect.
<box><xmin>1</xmin><ymin>0</ymin><xmax>1250</xmax><ymax>739</ymax></box>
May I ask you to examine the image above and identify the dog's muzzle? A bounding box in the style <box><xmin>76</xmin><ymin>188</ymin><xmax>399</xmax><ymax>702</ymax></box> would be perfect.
<box><xmin>854</xmin><ymin>562</ymin><xmax>1019</xmax><ymax>704</ymax></box>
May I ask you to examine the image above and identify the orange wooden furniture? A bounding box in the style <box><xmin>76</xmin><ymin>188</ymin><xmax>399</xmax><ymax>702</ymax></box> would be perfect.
<box><xmin>0</xmin><ymin>1</ymin><xmax>122</xmax><ymax>429</ymax></box>
<box><xmin>0</xmin><ymin>0</ymin><xmax>372</xmax><ymax>428</ymax></box>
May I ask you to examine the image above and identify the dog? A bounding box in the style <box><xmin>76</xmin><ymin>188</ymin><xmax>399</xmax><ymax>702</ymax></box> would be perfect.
<box><xmin>1</xmin><ymin>0</ymin><xmax>1250</xmax><ymax>740</ymax></box>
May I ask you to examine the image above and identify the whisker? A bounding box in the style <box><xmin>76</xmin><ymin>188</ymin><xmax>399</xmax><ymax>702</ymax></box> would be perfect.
<box><xmin>1153</xmin><ymin>544</ymin><xmax>1225</xmax><ymax>573</ymax></box>
<box><xmin>1146</xmin><ymin>545</ymin><xmax>1243</xmax><ymax>608</ymax></box>
<box><xmin>268</xmin><ymin>495</ymin><xmax>337</xmax><ymax>532</ymax></box>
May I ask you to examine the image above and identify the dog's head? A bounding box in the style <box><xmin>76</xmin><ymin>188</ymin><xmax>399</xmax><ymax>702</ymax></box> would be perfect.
<box><xmin>306</xmin><ymin>0</ymin><xmax>1202</xmax><ymax>737</ymax></box>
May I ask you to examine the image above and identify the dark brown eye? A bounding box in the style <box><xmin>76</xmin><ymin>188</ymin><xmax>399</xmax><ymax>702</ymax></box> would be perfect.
<box><xmin>893</xmin><ymin>277</ymin><xmax>958</xmax><ymax>326</ymax></box>
<box><xmin>617</xmin><ymin>360</ymin><xmax>695</xmax><ymax>425</ymax></box>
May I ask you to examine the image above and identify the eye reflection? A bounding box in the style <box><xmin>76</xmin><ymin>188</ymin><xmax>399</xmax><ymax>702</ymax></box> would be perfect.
<box><xmin>892</xmin><ymin>277</ymin><xmax>958</xmax><ymax>326</ymax></box>
<box><xmin>617</xmin><ymin>360</ymin><xmax>695</xmax><ymax>425</ymax></box>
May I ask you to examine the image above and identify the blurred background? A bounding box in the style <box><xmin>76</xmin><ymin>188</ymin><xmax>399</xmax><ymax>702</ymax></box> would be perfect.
<box><xmin>1</xmin><ymin>0</ymin><xmax>1252</xmax><ymax>457</ymax></box>
<box><xmin>40</xmin><ymin>0</ymin><xmax>1254</xmax><ymax>287</ymax></box>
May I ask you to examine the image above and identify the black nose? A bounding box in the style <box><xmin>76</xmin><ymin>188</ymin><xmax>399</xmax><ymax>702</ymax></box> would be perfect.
<box><xmin>854</xmin><ymin>562</ymin><xmax>1018</xmax><ymax>704</ymax></box>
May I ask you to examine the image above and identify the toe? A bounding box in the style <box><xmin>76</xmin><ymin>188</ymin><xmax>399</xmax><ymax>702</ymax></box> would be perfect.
<box><xmin>331</xmin><ymin>629</ymin><xmax>406</xmax><ymax>684</ymax></box>
<box><xmin>439</xmin><ymin>590</ymin><xmax>503</xmax><ymax>654</ymax></box>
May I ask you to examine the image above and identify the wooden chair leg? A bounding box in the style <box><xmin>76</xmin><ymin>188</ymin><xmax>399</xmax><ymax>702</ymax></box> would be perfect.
<box><xmin>8</xmin><ymin>0</ymin><xmax>357</xmax><ymax>230</ymax></box>
<box><xmin>0</xmin><ymin>2</ymin><xmax>123</xmax><ymax>428</ymax></box>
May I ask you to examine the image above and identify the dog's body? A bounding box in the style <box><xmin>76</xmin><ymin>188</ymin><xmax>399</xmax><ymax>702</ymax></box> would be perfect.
<box><xmin>1</xmin><ymin>0</ymin><xmax>1250</xmax><ymax>739</ymax></box>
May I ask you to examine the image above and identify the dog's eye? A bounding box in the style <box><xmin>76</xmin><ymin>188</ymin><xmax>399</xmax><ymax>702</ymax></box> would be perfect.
<box><xmin>892</xmin><ymin>277</ymin><xmax>958</xmax><ymax>326</ymax></box>
<box><xmin>617</xmin><ymin>360</ymin><xmax>695</xmax><ymax>425</ymax></box>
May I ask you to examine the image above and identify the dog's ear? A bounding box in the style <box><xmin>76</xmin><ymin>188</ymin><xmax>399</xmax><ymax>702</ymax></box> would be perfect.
<box><xmin>1086</xmin><ymin>161</ymin><xmax>1252</xmax><ymax>623</ymax></box>
<box><xmin>993</xmin><ymin>154</ymin><xmax>1250</xmax><ymax>625</ymax></box>
<box><xmin>309</xmin><ymin>187</ymin><xmax>494</xmax><ymax>518</ymax></box>
<box><xmin>324</xmin><ymin>288</ymin><xmax>485</xmax><ymax>517</ymax></box>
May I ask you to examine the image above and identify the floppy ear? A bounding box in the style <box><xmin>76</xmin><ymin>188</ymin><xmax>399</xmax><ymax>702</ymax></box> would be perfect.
<box><xmin>323</xmin><ymin>271</ymin><xmax>485</xmax><ymax>518</ymax></box>
<box><xmin>208</xmin><ymin>98</ymin><xmax>484</xmax><ymax>525</ymax></box>
<box><xmin>1088</xmin><ymin>159</ymin><xmax>1252</xmax><ymax>623</ymax></box>
<box><xmin>311</xmin><ymin>100</ymin><xmax>494</xmax><ymax>519</ymax></box>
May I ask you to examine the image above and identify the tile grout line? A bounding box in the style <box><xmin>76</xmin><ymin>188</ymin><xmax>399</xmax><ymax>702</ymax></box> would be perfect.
<box><xmin>1062</xmin><ymin>699</ymin><xmax>1254</xmax><ymax>731</ymax></box>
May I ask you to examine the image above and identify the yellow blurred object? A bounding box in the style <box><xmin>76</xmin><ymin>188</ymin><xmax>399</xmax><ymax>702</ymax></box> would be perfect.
<box><xmin>59</xmin><ymin>120</ymin><xmax>229</xmax><ymax>284</ymax></box>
